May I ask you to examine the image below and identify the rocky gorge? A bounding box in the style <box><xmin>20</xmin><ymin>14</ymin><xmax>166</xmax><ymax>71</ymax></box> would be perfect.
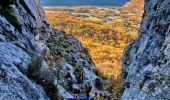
<box><xmin>0</xmin><ymin>0</ymin><xmax>100</xmax><ymax>99</ymax></box>
<box><xmin>0</xmin><ymin>0</ymin><xmax>170</xmax><ymax>100</ymax></box>
<box><xmin>122</xmin><ymin>0</ymin><xmax>170</xmax><ymax>99</ymax></box>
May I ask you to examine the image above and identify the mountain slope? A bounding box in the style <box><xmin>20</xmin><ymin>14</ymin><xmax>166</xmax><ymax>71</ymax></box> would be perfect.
<box><xmin>0</xmin><ymin>0</ymin><xmax>99</xmax><ymax>99</ymax></box>
<box><xmin>122</xmin><ymin>0</ymin><xmax>170</xmax><ymax>99</ymax></box>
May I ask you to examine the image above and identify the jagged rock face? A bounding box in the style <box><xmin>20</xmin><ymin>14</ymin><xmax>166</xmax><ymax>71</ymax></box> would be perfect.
<box><xmin>0</xmin><ymin>0</ymin><xmax>50</xmax><ymax>99</ymax></box>
<box><xmin>0</xmin><ymin>0</ymin><xmax>98</xmax><ymax>99</ymax></box>
<box><xmin>47</xmin><ymin>29</ymin><xmax>99</xmax><ymax>98</ymax></box>
<box><xmin>122</xmin><ymin>0</ymin><xmax>170</xmax><ymax>99</ymax></box>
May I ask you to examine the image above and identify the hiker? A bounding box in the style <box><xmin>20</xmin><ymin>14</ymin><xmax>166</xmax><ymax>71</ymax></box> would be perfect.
<box><xmin>68</xmin><ymin>78</ymin><xmax>73</xmax><ymax>92</ymax></box>
<box><xmin>65</xmin><ymin>72</ymin><xmax>71</xmax><ymax>79</ymax></box>
<box><xmin>73</xmin><ymin>88</ymin><xmax>80</xmax><ymax>100</ymax></box>
<box><xmin>80</xmin><ymin>71</ymin><xmax>84</xmax><ymax>82</ymax></box>
<box><xmin>77</xmin><ymin>73</ymin><xmax>81</xmax><ymax>83</ymax></box>
<box><xmin>65</xmin><ymin>72</ymin><xmax>73</xmax><ymax>91</ymax></box>
<box><xmin>99</xmin><ymin>93</ymin><xmax>104</xmax><ymax>100</ymax></box>
<box><xmin>85</xmin><ymin>83</ymin><xmax>92</xmax><ymax>99</ymax></box>
<box><xmin>93</xmin><ymin>92</ymin><xmax>98</xmax><ymax>100</ymax></box>
<box><xmin>103</xmin><ymin>93</ymin><xmax>106</xmax><ymax>99</ymax></box>
<box><xmin>78</xmin><ymin>71</ymin><xmax>84</xmax><ymax>83</ymax></box>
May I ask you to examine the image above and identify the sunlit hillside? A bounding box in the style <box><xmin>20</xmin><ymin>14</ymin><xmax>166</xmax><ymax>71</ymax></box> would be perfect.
<box><xmin>44</xmin><ymin>0</ymin><xmax>144</xmax><ymax>78</ymax></box>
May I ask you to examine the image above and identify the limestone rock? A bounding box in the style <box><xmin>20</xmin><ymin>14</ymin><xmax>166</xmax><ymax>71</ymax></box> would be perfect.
<box><xmin>122</xmin><ymin>0</ymin><xmax>170</xmax><ymax>99</ymax></box>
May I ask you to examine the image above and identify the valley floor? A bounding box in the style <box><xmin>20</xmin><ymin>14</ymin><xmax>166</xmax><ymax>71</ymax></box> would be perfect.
<box><xmin>44</xmin><ymin>1</ymin><xmax>144</xmax><ymax>78</ymax></box>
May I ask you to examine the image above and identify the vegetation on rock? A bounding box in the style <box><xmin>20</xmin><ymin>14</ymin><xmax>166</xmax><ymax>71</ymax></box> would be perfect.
<box><xmin>27</xmin><ymin>56</ymin><xmax>42</xmax><ymax>78</ymax></box>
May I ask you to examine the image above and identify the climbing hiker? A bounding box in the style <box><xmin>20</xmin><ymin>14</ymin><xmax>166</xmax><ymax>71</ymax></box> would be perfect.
<box><xmin>85</xmin><ymin>83</ymin><xmax>92</xmax><ymax>99</ymax></box>
<box><xmin>65</xmin><ymin>72</ymin><xmax>71</xmax><ymax>79</ymax></box>
<box><xmin>103</xmin><ymin>93</ymin><xmax>106</xmax><ymax>99</ymax></box>
<box><xmin>68</xmin><ymin>78</ymin><xmax>73</xmax><ymax>92</ymax></box>
<box><xmin>78</xmin><ymin>71</ymin><xmax>84</xmax><ymax>83</ymax></box>
<box><xmin>77</xmin><ymin>73</ymin><xmax>81</xmax><ymax>83</ymax></box>
<box><xmin>65</xmin><ymin>72</ymin><xmax>73</xmax><ymax>91</ymax></box>
<box><xmin>93</xmin><ymin>92</ymin><xmax>98</xmax><ymax>100</ymax></box>
<box><xmin>73</xmin><ymin>88</ymin><xmax>80</xmax><ymax>95</ymax></box>
<box><xmin>85</xmin><ymin>85</ymin><xmax>89</xmax><ymax>99</ymax></box>
<box><xmin>99</xmin><ymin>93</ymin><xmax>104</xmax><ymax>100</ymax></box>
<box><xmin>80</xmin><ymin>71</ymin><xmax>84</xmax><ymax>83</ymax></box>
<box><xmin>73</xmin><ymin>88</ymin><xmax>80</xmax><ymax>100</ymax></box>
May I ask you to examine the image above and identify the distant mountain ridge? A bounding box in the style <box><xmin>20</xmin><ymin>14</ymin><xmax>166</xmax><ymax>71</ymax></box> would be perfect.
<box><xmin>41</xmin><ymin>0</ymin><xmax>129</xmax><ymax>6</ymax></box>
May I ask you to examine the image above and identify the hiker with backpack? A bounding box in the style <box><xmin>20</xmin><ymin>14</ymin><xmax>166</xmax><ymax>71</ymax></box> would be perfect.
<box><xmin>65</xmin><ymin>72</ymin><xmax>73</xmax><ymax>92</ymax></box>
<box><xmin>67</xmin><ymin>78</ymin><xmax>73</xmax><ymax>92</ymax></box>
<box><xmin>103</xmin><ymin>93</ymin><xmax>107</xmax><ymax>99</ymax></box>
<box><xmin>99</xmin><ymin>93</ymin><xmax>104</xmax><ymax>100</ymax></box>
<box><xmin>93</xmin><ymin>92</ymin><xmax>98</xmax><ymax>100</ymax></box>
<box><xmin>73</xmin><ymin>88</ymin><xmax>80</xmax><ymax>100</ymax></box>
<box><xmin>78</xmin><ymin>71</ymin><xmax>84</xmax><ymax>83</ymax></box>
<box><xmin>80</xmin><ymin>71</ymin><xmax>84</xmax><ymax>83</ymax></box>
<box><xmin>65</xmin><ymin>72</ymin><xmax>71</xmax><ymax>79</ymax></box>
<box><xmin>74</xmin><ymin>68</ymin><xmax>82</xmax><ymax>84</ymax></box>
<box><xmin>85</xmin><ymin>83</ymin><xmax>92</xmax><ymax>99</ymax></box>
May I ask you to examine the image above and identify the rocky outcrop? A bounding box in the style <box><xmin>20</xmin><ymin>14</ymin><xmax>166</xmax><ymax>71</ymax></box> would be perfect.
<box><xmin>46</xmin><ymin>28</ymin><xmax>101</xmax><ymax>99</ymax></box>
<box><xmin>0</xmin><ymin>0</ymin><xmax>97</xmax><ymax>99</ymax></box>
<box><xmin>0</xmin><ymin>0</ymin><xmax>51</xmax><ymax>99</ymax></box>
<box><xmin>122</xmin><ymin>0</ymin><xmax>170</xmax><ymax>99</ymax></box>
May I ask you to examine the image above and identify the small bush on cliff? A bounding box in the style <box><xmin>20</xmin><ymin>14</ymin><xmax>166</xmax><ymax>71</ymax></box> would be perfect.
<box><xmin>47</xmin><ymin>37</ymin><xmax>55</xmax><ymax>43</ymax></box>
<box><xmin>106</xmin><ymin>76</ymin><xmax>125</xmax><ymax>100</ymax></box>
<box><xmin>139</xmin><ymin>81</ymin><xmax>144</xmax><ymax>90</ymax></box>
<box><xmin>43</xmin><ymin>82</ymin><xmax>59</xmax><ymax>100</ymax></box>
<box><xmin>27</xmin><ymin>56</ymin><xmax>42</xmax><ymax>79</ymax></box>
<box><xmin>4</xmin><ymin>11</ymin><xmax>22</xmax><ymax>32</ymax></box>
<box><xmin>64</xmin><ymin>55</ymin><xmax>72</xmax><ymax>64</ymax></box>
<box><xmin>122</xmin><ymin>71</ymin><xmax>128</xmax><ymax>79</ymax></box>
<box><xmin>95</xmin><ymin>78</ymin><xmax>103</xmax><ymax>89</ymax></box>
<box><xmin>148</xmin><ymin>83</ymin><xmax>156</xmax><ymax>93</ymax></box>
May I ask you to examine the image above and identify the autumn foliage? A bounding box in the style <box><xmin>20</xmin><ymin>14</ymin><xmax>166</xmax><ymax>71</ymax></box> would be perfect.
<box><xmin>44</xmin><ymin>0</ymin><xmax>144</xmax><ymax>78</ymax></box>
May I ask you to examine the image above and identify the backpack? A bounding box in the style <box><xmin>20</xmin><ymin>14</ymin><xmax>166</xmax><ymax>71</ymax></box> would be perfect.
<box><xmin>88</xmin><ymin>86</ymin><xmax>92</xmax><ymax>92</ymax></box>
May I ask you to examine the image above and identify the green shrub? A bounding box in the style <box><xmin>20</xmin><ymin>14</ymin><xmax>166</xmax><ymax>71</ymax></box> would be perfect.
<box><xmin>139</xmin><ymin>81</ymin><xmax>144</xmax><ymax>90</ymax></box>
<box><xmin>148</xmin><ymin>83</ymin><xmax>156</xmax><ymax>92</ymax></box>
<box><xmin>122</xmin><ymin>71</ymin><xmax>128</xmax><ymax>79</ymax></box>
<box><xmin>44</xmin><ymin>82</ymin><xmax>58</xmax><ymax>100</ymax></box>
<box><xmin>133</xmin><ymin>44</ymin><xmax>139</xmax><ymax>49</ymax></box>
<box><xmin>5</xmin><ymin>11</ymin><xmax>22</xmax><ymax>32</ymax></box>
<box><xmin>95</xmin><ymin>78</ymin><xmax>103</xmax><ymax>89</ymax></box>
<box><xmin>74</xmin><ymin>67</ymin><xmax>82</xmax><ymax>80</ymax></box>
<box><xmin>110</xmin><ymin>77</ymin><xmax>125</xmax><ymax>100</ymax></box>
<box><xmin>47</xmin><ymin>37</ymin><xmax>55</xmax><ymax>43</ymax></box>
<box><xmin>64</xmin><ymin>55</ymin><xmax>72</xmax><ymax>64</ymax></box>
<box><xmin>125</xmin><ymin>52</ymin><xmax>130</xmax><ymax>60</ymax></box>
<box><xmin>27</xmin><ymin>56</ymin><xmax>42</xmax><ymax>78</ymax></box>
<box><xmin>142</xmin><ymin>12</ymin><xmax>147</xmax><ymax>19</ymax></box>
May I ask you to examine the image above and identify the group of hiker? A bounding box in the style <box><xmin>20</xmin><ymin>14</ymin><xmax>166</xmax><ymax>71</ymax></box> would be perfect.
<box><xmin>93</xmin><ymin>92</ymin><xmax>106</xmax><ymax>100</ymax></box>
<box><xmin>65</xmin><ymin>71</ymin><xmax>107</xmax><ymax>100</ymax></box>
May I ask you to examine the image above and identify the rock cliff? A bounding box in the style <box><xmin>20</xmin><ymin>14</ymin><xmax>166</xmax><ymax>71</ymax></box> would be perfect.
<box><xmin>122</xmin><ymin>0</ymin><xmax>170</xmax><ymax>99</ymax></box>
<box><xmin>0</xmin><ymin>0</ymin><xmax>98</xmax><ymax>99</ymax></box>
